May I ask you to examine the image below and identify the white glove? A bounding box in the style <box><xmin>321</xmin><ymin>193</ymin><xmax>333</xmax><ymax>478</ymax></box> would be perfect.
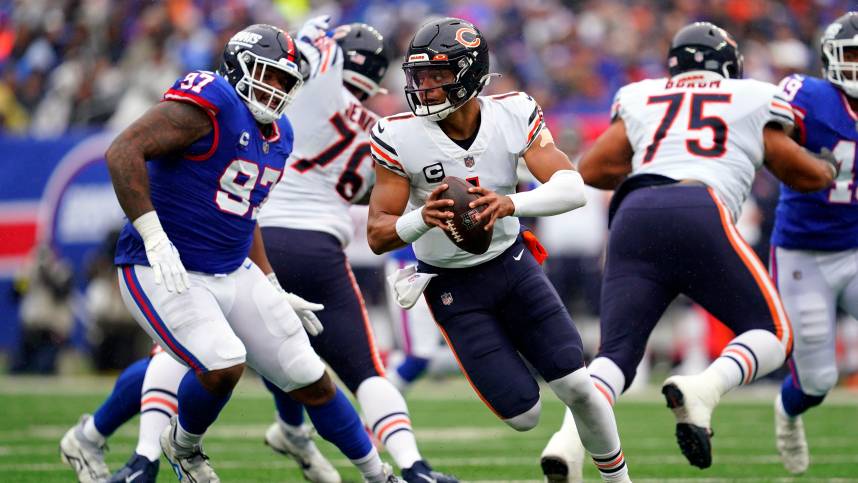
<box><xmin>298</xmin><ymin>15</ymin><xmax>331</xmax><ymax>44</ymax></box>
<box><xmin>133</xmin><ymin>211</ymin><xmax>189</xmax><ymax>293</ymax></box>
<box><xmin>267</xmin><ymin>273</ymin><xmax>324</xmax><ymax>336</ymax></box>
<box><xmin>386</xmin><ymin>265</ymin><xmax>436</xmax><ymax>309</ymax></box>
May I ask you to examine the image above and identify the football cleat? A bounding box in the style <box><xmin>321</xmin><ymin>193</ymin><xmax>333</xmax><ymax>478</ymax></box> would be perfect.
<box><xmin>264</xmin><ymin>421</ymin><xmax>341</xmax><ymax>483</ymax></box>
<box><xmin>401</xmin><ymin>460</ymin><xmax>458</xmax><ymax>483</ymax></box>
<box><xmin>367</xmin><ymin>463</ymin><xmax>405</xmax><ymax>483</ymax></box>
<box><xmin>774</xmin><ymin>395</ymin><xmax>809</xmax><ymax>474</ymax></box>
<box><xmin>662</xmin><ymin>374</ymin><xmax>720</xmax><ymax>469</ymax></box>
<box><xmin>107</xmin><ymin>453</ymin><xmax>159</xmax><ymax>483</ymax></box>
<box><xmin>160</xmin><ymin>416</ymin><xmax>220</xmax><ymax>482</ymax></box>
<box><xmin>540</xmin><ymin>410</ymin><xmax>585</xmax><ymax>483</ymax></box>
<box><xmin>60</xmin><ymin>414</ymin><xmax>110</xmax><ymax>483</ymax></box>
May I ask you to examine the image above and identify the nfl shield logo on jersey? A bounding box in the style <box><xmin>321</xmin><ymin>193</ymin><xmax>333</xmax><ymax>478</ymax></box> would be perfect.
<box><xmin>441</xmin><ymin>292</ymin><xmax>453</xmax><ymax>305</ymax></box>
<box><xmin>464</xmin><ymin>155</ymin><xmax>475</xmax><ymax>168</ymax></box>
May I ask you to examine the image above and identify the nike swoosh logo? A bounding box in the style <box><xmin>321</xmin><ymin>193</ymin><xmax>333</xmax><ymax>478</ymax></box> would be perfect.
<box><xmin>513</xmin><ymin>249</ymin><xmax>524</xmax><ymax>261</ymax></box>
<box><xmin>244</xmin><ymin>261</ymin><xmax>252</xmax><ymax>269</ymax></box>
<box><xmin>377</xmin><ymin>123</ymin><xmax>385</xmax><ymax>133</ymax></box>
<box><xmin>126</xmin><ymin>469</ymin><xmax>144</xmax><ymax>482</ymax></box>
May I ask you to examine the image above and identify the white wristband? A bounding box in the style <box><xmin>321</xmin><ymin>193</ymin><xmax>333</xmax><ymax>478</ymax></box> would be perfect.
<box><xmin>132</xmin><ymin>211</ymin><xmax>168</xmax><ymax>247</ymax></box>
<box><xmin>266</xmin><ymin>272</ymin><xmax>283</xmax><ymax>291</ymax></box>
<box><xmin>395</xmin><ymin>206</ymin><xmax>431</xmax><ymax>243</ymax></box>
<box><xmin>508</xmin><ymin>170</ymin><xmax>587</xmax><ymax>217</ymax></box>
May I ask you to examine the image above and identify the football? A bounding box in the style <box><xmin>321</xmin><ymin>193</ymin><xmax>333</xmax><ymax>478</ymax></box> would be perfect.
<box><xmin>437</xmin><ymin>176</ymin><xmax>493</xmax><ymax>254</ymax></box>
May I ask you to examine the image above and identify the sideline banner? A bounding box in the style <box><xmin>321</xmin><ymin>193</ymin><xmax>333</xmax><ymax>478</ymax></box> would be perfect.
<box><xmin>0</xmin><ymin>132</ymin><xmax>124</xmax><ymax>349</ymax></box>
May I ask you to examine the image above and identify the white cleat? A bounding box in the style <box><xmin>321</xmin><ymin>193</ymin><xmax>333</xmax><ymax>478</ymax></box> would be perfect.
<box><xmin>774</xmin><ymin>395</ymin><xmax>809</xmax><ymax>474</ymax></box>
<box><xmin>60</xmin><ymin>414</ymin><xmax>110</xmax><ymax>483</ymax></box>
<box><xmin>265</xmin><ymin>421</ymin><xmax>341</xmax><ymax>483</ymax></box>
<box><xmin>160</xmin><ymin>416</ymin><xmax>220</xmax><ymax>482</ymax></box>
<box><xmin>661</xmin><ymin>374</ymin><xmax>720</xmax><ymax>469</ymax></box>
<box><xmin>540</xmin><ymin>409</ymin><xmax>585</xmax><ymax>482</ymax></box>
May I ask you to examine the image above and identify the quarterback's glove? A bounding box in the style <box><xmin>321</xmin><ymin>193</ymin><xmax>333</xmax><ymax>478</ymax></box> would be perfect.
<box><xmin>267</xmin><ymin>273</ymin><xmax>324</xmax><ymax>336</ymax></box>
<box><xmin>298</xmin><ymin>15</ymin><xmax>331</xmax><ymax>44</ymax></box>
<box><xmin>386</xmin><ymin>264</ymin><xmax>437</xmax><ymax>310</ymax></box>
<box><xmin>133</xmin><ymin>211</ymin><xmax>189</xmax><ymax>293</ymax></box>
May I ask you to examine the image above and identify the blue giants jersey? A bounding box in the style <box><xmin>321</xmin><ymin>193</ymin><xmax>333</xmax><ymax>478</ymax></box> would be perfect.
<box><xmin>771</xmin><ymin>74</ymin><xmax>858</xmax><ymax>251</ymax></box>
<box><xmin>115</xmin><ymin>71</ymin><xmax>294</xmax><ymax>274</ymax></box>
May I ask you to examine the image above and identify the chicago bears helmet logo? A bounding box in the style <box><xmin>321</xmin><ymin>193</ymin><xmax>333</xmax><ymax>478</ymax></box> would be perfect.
<box><xmin>455</xmin><ymin>27</ymin><xmax>481</xmax><ymax>48</ymax></box>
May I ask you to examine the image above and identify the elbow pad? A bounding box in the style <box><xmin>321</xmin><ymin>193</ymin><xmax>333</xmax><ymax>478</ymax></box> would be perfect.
<box><xmin>508</xmin><ymin>170</ymin><xmax>587</xmax><ymax>217</ymax></box>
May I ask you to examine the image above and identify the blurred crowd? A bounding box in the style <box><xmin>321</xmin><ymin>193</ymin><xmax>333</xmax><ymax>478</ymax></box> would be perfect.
<box><xmin>4</xmin><ymin>0</ymin><xmax>858</xmax><ymax>381</ymax></box>
<box><xmin>1</xmin><ymin>0</ymin><xmax>854</xmax><ymax>140</ymax></box>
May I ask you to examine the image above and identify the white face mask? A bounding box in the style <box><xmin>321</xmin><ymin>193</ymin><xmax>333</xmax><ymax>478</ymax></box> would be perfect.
<box><xmin>235</xmin><ymin>51</ymin><xmax>304</xmax><ymax>124</ymax></box>
<box><xmin>823</xmin><ymin>38</ymin><xmax>858</xmax><ymax>98</ymax></box>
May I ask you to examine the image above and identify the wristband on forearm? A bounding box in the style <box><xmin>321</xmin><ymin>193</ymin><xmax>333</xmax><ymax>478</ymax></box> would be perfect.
<box><xmin>395</xmin><ymin>206</ymin><xmax>431</xmax><ymax>243</ymax></box>
<box><xmin>132</xmin><ymin>211</ymin><xmax>168</xmax><ymax>246</ymax></box>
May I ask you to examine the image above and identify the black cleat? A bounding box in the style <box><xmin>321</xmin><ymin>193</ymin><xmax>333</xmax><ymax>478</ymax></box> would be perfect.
<box><xmin>540</xmin><ymin>455</ymin><xmax>569</xmax><ymax>481</ymax></box>
<box><xmin>663</xmin><ymin>383</ymin><xmax>713</xmax><ymax>469</ymax></box>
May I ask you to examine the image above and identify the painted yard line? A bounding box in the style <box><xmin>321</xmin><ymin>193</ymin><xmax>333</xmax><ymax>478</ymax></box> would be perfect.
<box><xmin>7</xmin><ymin>453</ymin><xmax>858</xmax><ymax>471</ymax></box>
<box><xmin>4</xmin><ymin>434</ymin><xmax>858</xmax><ymax>456</ymax></box>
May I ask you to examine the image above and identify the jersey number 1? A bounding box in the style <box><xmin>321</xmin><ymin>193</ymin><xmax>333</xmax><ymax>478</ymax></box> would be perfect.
<box><xmin>828</xmin><ymin>140</ymin><xmax>857</xmax><ymax>204</ymax></box>
<box><xmin>643</xmin><ymin>93</ymin><xmax>731</xmax><ymax>163</ymax></box>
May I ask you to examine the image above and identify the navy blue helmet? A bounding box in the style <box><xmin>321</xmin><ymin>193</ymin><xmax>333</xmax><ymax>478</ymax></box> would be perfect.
<box><xmin>402</xmin><ymin>17</ymin><xmax>492</xmax><ymax>120</ymax></box>
<box><xmin>668</xmin><ymin>22</ymin><xmax>743</xmax><ymax>79</ymax></box>
<box><xmin>218</xmin><ymin>24</ymin><xmax>304</xmax><ymax>123</ymax></box>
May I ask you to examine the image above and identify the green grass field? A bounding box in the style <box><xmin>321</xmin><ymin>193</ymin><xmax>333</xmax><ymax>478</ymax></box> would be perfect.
<box><xmin>1</xmin><ymin>375</ymin><xmax>856</xmax><ymax>482</ymax></box>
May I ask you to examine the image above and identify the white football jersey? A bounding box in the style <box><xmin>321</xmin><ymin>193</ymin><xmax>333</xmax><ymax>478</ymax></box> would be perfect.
<box><xmin>258</xmin><ymin>36</ymin><xmax>377</xmax><ymax>246</ymax></box>
<box><xmin>614</xmin><ymin>70</ymin><xmax>794</xmax><ymax>221</ymax></box>
<box><xmin>372</xmin><ymin>91</ymin><xmax>545</xmax><ymax>268</ymax></box>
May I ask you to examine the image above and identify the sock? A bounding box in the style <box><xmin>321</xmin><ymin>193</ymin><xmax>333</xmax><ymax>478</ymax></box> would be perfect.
<box><xmin>702</xmin><ymin>329</ymin><xmax>786</xmax><ymax>396</ymax></box>
<box><xmin>138</xmin><ymin>351</ymin><xmax>185</xmax><ymax>462</ymax></box>
<box><xmin>588</xmin><ymin>357</ymin><xmax>625</xmax><ymax>406</ymax></box>
<box><xmin>548</xmin><ymin>367</ymin><xmax>626</xmax><ymax>479</ymax></box>
<box><xmin>176</xmin><ymin>371</ymin><xmax>231</xmax><ymax>445</ymax></box>
<box><xmin>780</xmin><ymin>374</ymin><xmax>826</xmax><ymax>418</ymax></box>
<box><xmin>90</xmin><ymin>357</ymin><xmax>149</xmax><ymax>440</ymax></box>
<box><xmin>305</xmin><ymin>386</ymin><xmax>373</xmax><ymax>460</ymax></box>
<box><xmin>263</xmin><ymin>377</ymin><xmax>305</xmax><ymax>426</ymax></box>
<box><xmin>357</xmin><ymin>376</ymin><xmax>421</xmax><ymax>469</ymax></box>
<box><xmin>350</xmin><ymin>447</ymin><xmax>385</xmax><ymax>482</ymax></box>
<box><xmin>591</xmin><ymin>447</ymin><xmax>629</xmax><ymax>482</ymax></box>
<box><xmin>396</xmin><ymin>355</ymin><xmax>430</xmax><ymax>383</ymax></box>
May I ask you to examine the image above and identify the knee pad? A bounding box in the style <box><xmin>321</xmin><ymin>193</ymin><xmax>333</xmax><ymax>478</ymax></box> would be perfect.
<box><xmin>548</xmin><ymin>367</ymin><xmax>598</xmax><ymax>407</ymax></box>
<box><xmin>503</xmin><ymin>399</ymin><xmax>541</xmax><ymax>431</ymax></box>
<box><xmin>280</xmin><ymin>348</ymin><xmax>326</xmax><ymax>391</ymax></box>
<box><xmin>799</xmin><ymin>366</ymin><xmax>838</xmax><ymax>396</ymax></box>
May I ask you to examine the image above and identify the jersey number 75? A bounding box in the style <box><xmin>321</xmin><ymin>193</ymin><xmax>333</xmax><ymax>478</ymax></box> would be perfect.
<box><xmin>643</xmin><ymin>93</ymin><xmax>731</xmax><ymax>163</ymax></box>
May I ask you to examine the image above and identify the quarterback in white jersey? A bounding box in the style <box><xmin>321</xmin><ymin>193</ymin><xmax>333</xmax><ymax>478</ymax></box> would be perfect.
<box><xmin>540</xmin><ymin>22</ymin><xmax>836</xmax><ymax>478</ymax></box>
<box><xmin>257</xmin><ymin>19</ymin><xmax>457</xmax><ymax>483</ymax></box>
<box><xmin>368</xmin><ymin>18</ymin><xmax>631</xmax><ymax>483</ymax></box>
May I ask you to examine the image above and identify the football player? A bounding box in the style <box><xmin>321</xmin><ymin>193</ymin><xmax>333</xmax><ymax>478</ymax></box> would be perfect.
<box><xmin>367</xmin><ymin>18</ymin><xmax>631</xmax><ymax>483</ymax></box>
<box><xmin>256</xmin><ymin>17</ymin><xmax>456</xmax><ymax>483</ymax></box>
<box><xmin>104</xmin><ymin>23</ymin><xmax>400</xmax><ymax>483</ymax></box>
<box><xmin>770</xmin><ymin>11</ymin><xmax>858</xmax><ymax>475</ymax></box>
<box><xmin>539</xmin><ymin>22</ymin><xmax>837</xmax><ymax>479</ymax></box>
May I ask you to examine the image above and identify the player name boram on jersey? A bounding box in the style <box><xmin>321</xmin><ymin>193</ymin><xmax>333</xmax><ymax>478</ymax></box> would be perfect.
<box><xmin>614</xmin><ymin>71</ymin><xmax>794</xmax><ymax>222</ymax></box>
